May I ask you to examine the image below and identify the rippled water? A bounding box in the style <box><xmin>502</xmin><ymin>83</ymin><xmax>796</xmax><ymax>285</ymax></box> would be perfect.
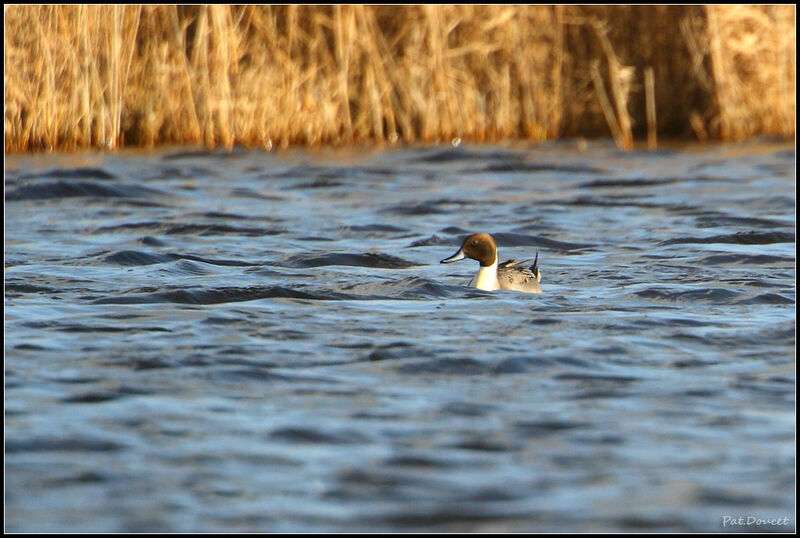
<box><xmin>5</xmin><ymin>140</ymin><xmax>795</xmax><ymax>532</ymax></box>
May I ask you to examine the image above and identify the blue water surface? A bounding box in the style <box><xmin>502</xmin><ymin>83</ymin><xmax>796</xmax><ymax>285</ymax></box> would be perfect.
<box><xmin>5</xmin><ymin>139</ymin><xmax>795</xmax><ymax>532</ymax></box>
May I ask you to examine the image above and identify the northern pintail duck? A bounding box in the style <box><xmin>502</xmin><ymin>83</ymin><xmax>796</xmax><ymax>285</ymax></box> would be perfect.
<box><xmin>440</xmin><ymin>232</ymin><xmax>541</xmax><ymax>293</ymax></box>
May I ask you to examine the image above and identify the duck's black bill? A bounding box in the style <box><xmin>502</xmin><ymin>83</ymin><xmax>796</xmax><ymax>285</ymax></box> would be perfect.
<box><xmin>440</xmin><ymin>248</ymin><xmax>466</xmax><ymax>264</ymax></box>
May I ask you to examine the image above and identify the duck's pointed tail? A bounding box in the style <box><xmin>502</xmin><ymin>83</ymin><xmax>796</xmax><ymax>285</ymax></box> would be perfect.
<box><xmin>531</xmin><ymin>252</ymin><xmax>540</xmax><ymax>282</ymax></box>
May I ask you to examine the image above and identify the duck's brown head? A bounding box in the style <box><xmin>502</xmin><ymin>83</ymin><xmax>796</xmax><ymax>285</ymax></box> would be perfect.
<box><xmin>440</xmin><ymin>232</ymin><xmax>498</xmax><ymax>267</ymax></box>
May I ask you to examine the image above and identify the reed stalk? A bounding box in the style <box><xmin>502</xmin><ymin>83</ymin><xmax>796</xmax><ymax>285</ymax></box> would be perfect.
<box><xmin>644</xmin><ymin>66</ymin><xmax>657</xmax><ymax>151</ymax></box>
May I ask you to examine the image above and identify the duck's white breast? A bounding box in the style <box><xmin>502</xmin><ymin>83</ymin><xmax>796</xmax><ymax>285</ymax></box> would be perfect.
<box><xmin>469</xmin><ymin>260</ymin><xmax>501</xmax><ymax>291</ymax></box>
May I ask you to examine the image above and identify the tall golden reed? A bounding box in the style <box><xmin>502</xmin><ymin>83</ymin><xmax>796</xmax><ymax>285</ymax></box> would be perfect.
<box><xmin>705</xmin><ymin>5</ymin><xmax>796</xmax><ymax>140</ymax></box>
<box><xmin>4</xmin><ymin>5</ymin><xmax>795</xmax><ymax>152</ymax></box>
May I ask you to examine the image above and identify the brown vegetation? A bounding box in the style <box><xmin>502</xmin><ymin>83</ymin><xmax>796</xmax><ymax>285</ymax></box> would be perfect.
<box><xmin>4</xmin><ymin>5</ymin><xmax>795</xmax><ymax>152</ymax></box>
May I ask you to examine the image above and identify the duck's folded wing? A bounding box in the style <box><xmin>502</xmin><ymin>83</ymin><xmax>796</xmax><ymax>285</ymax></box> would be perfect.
<box><xmin>499</xmin><ymin>258</ymin><xmax>530</xmax><ymax>269</ymax></box>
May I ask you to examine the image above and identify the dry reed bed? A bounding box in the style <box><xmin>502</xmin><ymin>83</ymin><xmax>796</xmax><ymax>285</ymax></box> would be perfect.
<box><xmin>4</xmin><ymin>5</ymin><xmax>795</xmax><ymax>152</ymax></box>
